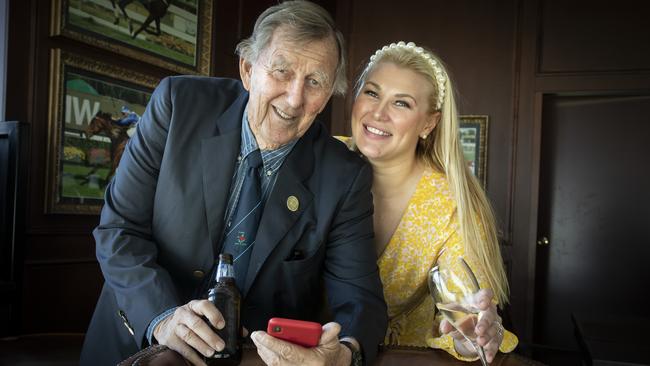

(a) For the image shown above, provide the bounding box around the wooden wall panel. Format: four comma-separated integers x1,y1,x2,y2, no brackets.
20,262,102,333
539,0,650,74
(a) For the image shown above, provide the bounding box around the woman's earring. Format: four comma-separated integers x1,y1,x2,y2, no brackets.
420,134,428,139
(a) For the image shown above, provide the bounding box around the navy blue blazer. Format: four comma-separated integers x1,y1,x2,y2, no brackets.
80,76,388,365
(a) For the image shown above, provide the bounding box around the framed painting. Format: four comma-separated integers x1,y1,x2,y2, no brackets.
51,0,212,75
459,115,488,186
46,49,159,214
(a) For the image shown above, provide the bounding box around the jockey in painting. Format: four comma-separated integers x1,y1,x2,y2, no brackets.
115,105,140,137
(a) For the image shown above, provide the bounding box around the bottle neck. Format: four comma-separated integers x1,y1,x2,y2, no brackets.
216,261,235,282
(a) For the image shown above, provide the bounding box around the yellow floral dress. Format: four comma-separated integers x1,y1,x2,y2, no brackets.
377,168,518,360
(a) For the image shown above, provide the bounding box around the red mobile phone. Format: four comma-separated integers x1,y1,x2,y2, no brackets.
267,318,322,348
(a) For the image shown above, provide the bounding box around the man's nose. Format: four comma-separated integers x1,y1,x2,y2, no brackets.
285,79,305,109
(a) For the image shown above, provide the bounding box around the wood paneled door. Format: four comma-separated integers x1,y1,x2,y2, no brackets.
534,94,650,350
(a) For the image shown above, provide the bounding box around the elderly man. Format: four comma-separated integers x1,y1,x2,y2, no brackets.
80,1,387,365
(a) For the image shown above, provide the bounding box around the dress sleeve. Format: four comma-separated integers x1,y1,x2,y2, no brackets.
424,224,518,360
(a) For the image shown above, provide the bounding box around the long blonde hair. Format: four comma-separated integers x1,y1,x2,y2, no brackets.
354,43,510,305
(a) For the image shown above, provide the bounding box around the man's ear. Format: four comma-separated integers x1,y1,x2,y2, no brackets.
239,58,252,91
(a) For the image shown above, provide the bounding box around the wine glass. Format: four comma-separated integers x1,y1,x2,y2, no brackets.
428,257,488,365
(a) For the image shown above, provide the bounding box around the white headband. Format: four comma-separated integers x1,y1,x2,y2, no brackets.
366,41,447,110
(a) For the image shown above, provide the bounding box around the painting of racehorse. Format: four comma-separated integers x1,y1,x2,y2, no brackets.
51,0,212,75
60,73,149,206
47,50,157,214
84,111,135,179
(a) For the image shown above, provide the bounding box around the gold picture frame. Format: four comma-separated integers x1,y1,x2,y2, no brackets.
46,49,159,214
51,0,212,75
459,115,488,186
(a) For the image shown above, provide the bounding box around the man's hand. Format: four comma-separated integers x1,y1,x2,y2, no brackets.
439,288,504,362
153,299,225,366
251,322,351,366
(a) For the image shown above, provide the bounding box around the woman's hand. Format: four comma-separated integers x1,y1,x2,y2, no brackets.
439,288,504,362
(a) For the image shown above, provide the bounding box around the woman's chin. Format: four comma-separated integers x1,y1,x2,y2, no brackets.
357,145,384,162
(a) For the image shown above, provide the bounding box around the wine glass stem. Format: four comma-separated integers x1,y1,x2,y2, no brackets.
471,340,488,366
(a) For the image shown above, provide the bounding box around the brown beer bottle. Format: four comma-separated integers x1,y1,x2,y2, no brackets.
206,253,241,365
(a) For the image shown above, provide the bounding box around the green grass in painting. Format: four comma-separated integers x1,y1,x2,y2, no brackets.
61,163,111,199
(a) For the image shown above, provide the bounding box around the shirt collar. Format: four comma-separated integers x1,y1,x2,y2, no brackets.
240,104,259,159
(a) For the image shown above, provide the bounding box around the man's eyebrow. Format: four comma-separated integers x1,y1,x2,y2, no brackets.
268,55,290,69
312,70,331,87
267,53,333,88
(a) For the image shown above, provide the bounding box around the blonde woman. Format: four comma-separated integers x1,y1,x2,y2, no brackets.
342,42,518,361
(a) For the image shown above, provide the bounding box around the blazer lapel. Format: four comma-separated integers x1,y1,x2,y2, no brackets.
243,123,318,296
201,92,248,253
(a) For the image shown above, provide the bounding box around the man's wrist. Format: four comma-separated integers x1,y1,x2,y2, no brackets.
340,340,363,366
337,342,352,366
146,307,177,345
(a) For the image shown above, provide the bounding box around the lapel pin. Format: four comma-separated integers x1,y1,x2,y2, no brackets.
287,196,299,212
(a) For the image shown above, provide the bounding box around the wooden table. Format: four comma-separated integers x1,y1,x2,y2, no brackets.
374,346,544,365
120,344,546,366
0,334,544,365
